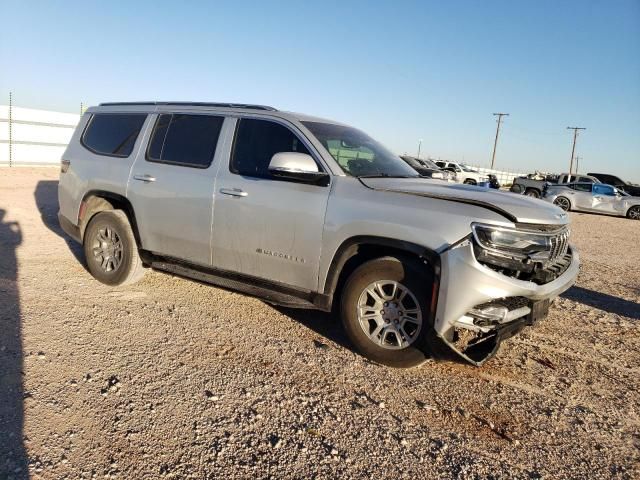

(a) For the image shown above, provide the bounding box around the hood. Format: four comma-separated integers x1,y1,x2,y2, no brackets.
360,178,570,226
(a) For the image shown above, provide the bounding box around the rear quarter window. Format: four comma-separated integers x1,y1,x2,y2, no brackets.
81,113,147,157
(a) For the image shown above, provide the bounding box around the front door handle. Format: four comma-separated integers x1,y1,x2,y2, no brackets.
220,188,248,197
133,174,156,183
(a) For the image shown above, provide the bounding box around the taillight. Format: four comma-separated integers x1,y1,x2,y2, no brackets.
61,159,71,173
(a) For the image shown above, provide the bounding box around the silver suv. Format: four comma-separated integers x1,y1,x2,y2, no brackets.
58,102,579,367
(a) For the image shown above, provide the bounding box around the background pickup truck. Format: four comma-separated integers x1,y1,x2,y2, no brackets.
587,172,640,197
510,173,600,198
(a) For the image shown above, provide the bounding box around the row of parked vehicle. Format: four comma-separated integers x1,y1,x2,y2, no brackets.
510,172,640,220
400,156,501,188
397,157,639,221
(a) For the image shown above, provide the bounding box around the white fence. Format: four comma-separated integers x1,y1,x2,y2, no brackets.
0,105,80,166
467,165,527,187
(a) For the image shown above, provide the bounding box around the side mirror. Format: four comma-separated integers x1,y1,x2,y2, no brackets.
268,152,329,185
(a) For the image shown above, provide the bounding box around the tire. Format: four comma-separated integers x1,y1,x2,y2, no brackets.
340,256,434,368
553,196,571,211
627,205,640,220
510,184,524,194
463,179,476,185
83,210,145,286
524,189,540,198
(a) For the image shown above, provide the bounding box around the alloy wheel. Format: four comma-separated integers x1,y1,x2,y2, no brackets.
92,226,123,272
554,197,570,211
357,280,423,350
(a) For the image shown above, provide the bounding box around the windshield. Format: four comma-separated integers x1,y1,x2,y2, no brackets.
302,121,419,178
421,158,440,169
460,164,477,172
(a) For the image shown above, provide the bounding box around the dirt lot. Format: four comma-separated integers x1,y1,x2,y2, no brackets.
1,167,638,479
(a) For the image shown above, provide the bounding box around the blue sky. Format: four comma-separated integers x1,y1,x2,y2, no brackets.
1,0,639,181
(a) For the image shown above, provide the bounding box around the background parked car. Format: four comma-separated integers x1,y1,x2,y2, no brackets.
434,161,490,185
543,182,640,219
511,173,600,198
587,172,640,196
399,155,447,180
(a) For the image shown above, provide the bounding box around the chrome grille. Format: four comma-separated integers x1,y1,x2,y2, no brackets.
548,228,570,263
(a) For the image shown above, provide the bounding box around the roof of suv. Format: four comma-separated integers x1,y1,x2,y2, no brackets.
91,101,343,126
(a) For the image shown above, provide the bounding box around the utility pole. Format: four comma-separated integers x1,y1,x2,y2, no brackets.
417,139,422,159
490,113,509,169
575,155,581,175
567,127,585,175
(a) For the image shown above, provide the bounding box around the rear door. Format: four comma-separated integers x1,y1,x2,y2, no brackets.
211,117,330,291
127,112,229,266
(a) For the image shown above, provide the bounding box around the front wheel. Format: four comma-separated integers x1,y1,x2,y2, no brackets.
463,179,476,185
341,257,433,368
627,205,640,220
83,210,145,286
553,196,571,211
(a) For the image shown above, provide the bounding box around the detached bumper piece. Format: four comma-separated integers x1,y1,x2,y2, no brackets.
442,297,549,366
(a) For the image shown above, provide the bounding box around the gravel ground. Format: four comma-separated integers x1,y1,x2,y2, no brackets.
1,167,638,479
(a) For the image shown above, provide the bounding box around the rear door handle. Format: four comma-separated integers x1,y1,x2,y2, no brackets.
133,174,156,183
219,188,248,197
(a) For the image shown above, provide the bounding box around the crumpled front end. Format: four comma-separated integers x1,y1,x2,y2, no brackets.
433,233,580,366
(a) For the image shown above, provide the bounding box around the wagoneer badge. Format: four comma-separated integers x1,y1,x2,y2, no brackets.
256,248,306,263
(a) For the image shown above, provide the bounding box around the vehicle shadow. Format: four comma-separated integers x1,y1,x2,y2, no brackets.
271,306,355,353
272,305,463,365
562,286,640,321
34,180,84,264
0,209,28,479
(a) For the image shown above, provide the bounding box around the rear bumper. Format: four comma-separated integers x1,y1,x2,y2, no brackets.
58,211,81,243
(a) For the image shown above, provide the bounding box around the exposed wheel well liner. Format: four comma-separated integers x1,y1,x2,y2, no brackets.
322,236,441,311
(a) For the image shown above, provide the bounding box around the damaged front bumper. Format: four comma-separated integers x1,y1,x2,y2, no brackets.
434,239,580,365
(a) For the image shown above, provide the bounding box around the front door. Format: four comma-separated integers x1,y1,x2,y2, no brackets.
211,117,330,291
591,184,623,215
128,112,228,266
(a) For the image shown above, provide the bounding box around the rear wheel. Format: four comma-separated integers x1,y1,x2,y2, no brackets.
341,256,433,368
524,189,540,198
627,205,640,220
553,196,571,211
463,179,476,185
83,210,145,286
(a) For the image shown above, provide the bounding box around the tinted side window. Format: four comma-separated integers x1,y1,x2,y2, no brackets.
147,114,224,168
231,119,311,178
593,184,615,196
82,114,147,157
571,183,592,192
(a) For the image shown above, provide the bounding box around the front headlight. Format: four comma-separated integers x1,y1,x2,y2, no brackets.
472,224,549,257
431,172,444,179
471,223,565,272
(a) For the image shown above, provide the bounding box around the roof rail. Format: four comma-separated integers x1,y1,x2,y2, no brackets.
98,101,278,111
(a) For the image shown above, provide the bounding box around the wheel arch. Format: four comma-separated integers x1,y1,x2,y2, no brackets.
554,195,572,211
321,236,441,311
79,190,141,246
627,204,640,219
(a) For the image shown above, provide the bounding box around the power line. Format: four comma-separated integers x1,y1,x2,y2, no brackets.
490,113,509,169
567,127,586,174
